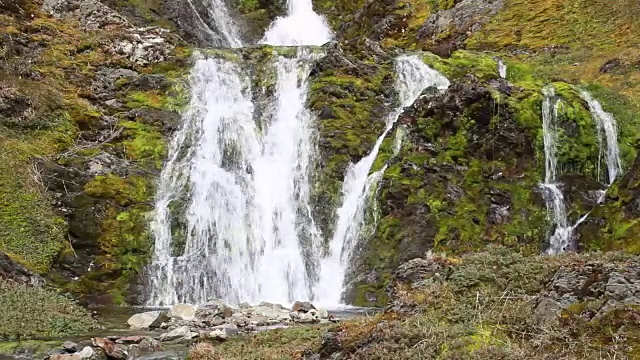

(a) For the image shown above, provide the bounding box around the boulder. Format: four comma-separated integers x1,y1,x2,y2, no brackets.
92,338,127,360
207,329,228,341
49,354,82,360
169,304,197,321
62,341,78,352
292,301,316,313
159,326,192,342
127,310,170,330
78,347,95,360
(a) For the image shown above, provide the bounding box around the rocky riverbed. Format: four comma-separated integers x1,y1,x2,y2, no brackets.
2,300,345,360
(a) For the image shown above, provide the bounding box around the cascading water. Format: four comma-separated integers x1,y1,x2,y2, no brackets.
580,90,623,186
497,59,507,79
540,85,574,254
261,0,332,46
147,0,332,306
542,87,623,254
314,56,450,305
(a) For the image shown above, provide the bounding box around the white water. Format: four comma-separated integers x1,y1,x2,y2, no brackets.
540,85,574,254
261,0,332,46
542,87,623,254
148,0,332,306
497,59,507,79
314,56,450,305
580,90,623,186
184,0,243,48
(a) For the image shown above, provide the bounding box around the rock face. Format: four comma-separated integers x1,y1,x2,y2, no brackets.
418,0,505,56
535,259,640,322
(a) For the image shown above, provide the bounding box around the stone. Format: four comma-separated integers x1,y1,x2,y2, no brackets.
159,326,191,342
127,310,170,330
92,338,127,360
534,298,564,326
0,251,44,286
169,304,197,321
62,341,78,352
292,301,316,313
317,308,329,318
115,336,145,344
78,347,94,359
207,329,228,341
135,351,186,360
49,354,82,360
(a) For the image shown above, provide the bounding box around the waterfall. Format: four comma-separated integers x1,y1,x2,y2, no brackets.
497,59,507,79
580,90,623,186
147,0,331,306
261,0,332,46
314,56,450,305
542,87,623,254
540,85,573,254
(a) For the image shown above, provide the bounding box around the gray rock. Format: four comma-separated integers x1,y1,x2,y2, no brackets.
135,351,186,360
317,308,329,318
62,341,78,352
127,311,170,330
207,329,228,341
159,326,191,342
291,301,316,313
534,298,564,326
169,304,197,321
418,0,505,41
77,347,94,360
49,354,82,360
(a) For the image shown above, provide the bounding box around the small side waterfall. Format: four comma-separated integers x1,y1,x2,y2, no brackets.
542,86,623,254
497,59,507,79
540,85,574,254
580,90,623,186
314,56,450,305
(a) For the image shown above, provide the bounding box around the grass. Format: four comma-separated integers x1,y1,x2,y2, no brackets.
190,325,333,360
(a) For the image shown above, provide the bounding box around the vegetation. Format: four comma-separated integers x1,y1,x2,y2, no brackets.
190,326,332,360
0,281,97,339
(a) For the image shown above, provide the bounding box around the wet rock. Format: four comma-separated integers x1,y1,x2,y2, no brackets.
92,338,127,360
128,310,170,330
169,304,197,321
292,301,316,313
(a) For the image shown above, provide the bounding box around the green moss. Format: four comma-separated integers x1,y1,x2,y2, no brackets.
120,120,167,168
423,50,502,81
